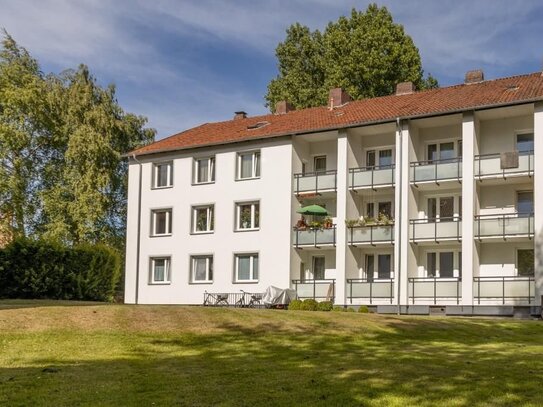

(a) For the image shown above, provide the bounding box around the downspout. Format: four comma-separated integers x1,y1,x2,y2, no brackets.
132,154,143,305
396,118,403,315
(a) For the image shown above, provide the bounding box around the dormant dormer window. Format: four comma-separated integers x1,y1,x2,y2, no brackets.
237,151,260,180
153,162,173,188
194,157,215,184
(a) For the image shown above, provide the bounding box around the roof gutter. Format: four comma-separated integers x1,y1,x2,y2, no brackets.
128,97,543,158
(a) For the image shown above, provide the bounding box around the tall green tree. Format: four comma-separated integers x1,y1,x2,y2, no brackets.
266,4,438,111
0,33,155,248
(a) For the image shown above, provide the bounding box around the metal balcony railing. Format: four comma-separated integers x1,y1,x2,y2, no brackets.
473,276,535,305
408,277,461,305
349,164,395,190
294,170,337,195
474,150,534,180
475,213,534,240
292,279,335,302
348,224,394,246
410,157,462,185
410,217,462,243
293,226,336,248
347,279,394,304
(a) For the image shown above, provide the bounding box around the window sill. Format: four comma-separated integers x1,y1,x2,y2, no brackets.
235,228,260,233
234,280,259,284
151,185,173,190
190,281,213,285
235,177,260,182
149,282,171,285
150,234,173,238
192,181,215,186
191,231,214,235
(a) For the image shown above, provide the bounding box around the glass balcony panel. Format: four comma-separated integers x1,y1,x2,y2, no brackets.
411,160,461,182
435,280,460,297
474,277,535,302
293,227,336,246
412,165,436,182
371,281,393,297
350,225,394,244
317,173,336,190
294,280,335,300
297,176,316,192
435,220,461,239
475,152,533,177
475,215,533,237
436,161,461,180
316,228,336,245
409,280,434,297
351,283,371,297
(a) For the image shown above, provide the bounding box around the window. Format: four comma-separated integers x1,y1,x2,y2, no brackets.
366,150,376,168
367,149,393,167
191,256,213,283
379,149,393,166
150,257,171,284
236,202,259,230
194,157,215,184
378,201,392,218
517,133,534,153
312,256,325,280
237,151,260,179
314,156,327,173
517,191,534,214
517,249,534,276
235,253,259,282
192,205,214,233
378,254,391,279
153,162,173,188
427,196,458,221
365,254,375,280
366,201,392,219
151,209,172,236
427,252,456,277
427,141,459,161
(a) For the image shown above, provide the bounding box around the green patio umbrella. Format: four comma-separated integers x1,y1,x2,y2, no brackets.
296,204,328,216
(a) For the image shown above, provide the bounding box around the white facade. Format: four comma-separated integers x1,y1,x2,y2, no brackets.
125,102,543,314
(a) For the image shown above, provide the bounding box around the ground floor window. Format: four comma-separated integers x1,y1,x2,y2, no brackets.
150,257,171,284
365,254,392,280
191,256,213,283
517,249,534,276
426,251,461,278
312,256,325,280
235,253,259,282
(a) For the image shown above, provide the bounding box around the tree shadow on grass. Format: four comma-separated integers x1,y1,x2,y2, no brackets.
2,318,543,406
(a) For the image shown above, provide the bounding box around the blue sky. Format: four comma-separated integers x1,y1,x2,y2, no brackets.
2,0,542,139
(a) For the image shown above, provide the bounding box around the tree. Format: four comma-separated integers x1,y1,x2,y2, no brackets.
0,32,155,248
265,4,438,111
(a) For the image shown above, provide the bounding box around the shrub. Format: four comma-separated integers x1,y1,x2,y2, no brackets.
332,306,344,312
345,307,355,312
300,299,318,311
358,305,370,313
0,238,121,302
288,299,303,310
317,301,333,311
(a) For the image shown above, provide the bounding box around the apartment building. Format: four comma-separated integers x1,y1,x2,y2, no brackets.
125,70,543,316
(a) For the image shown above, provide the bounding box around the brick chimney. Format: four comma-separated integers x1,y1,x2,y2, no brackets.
396,81,415,96
329,88,352,109
465,69,484,84
275,100,294,114
234,111,247,120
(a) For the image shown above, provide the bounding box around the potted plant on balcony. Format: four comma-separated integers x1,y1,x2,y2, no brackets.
345,219,359,228
309,220,322,230
377,212,393,226
323,216,333,229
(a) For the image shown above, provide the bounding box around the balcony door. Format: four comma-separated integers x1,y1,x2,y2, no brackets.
365,254,391,280
367,148,393,168
517,191,534,214
314,156,327,174
312,256,325,280
366,201,393,219
427,196,457,222
516,133,534,153
427,252,454,278
427,141,458,162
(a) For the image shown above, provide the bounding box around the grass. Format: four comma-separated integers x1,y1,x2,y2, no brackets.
0,301,542,406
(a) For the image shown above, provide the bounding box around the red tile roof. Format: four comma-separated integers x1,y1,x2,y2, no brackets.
132,72,543,156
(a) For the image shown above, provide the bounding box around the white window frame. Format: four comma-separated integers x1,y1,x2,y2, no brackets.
151,208,172,236
237,151,261,180
425,194,461,221
190,255,213,283
235,201,260,231
193,156,215,184
234,253,259,283
425,250,461,278
425,138,462,161
365,199,394,219
191,205,214,234
149,257,171,284
514,129,534,153
365,145,395,168
364,252,394,280
152,162,173,189
313,155,327,173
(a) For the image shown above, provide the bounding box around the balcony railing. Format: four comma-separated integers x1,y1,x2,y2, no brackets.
293,226,336,248
348,224,394,246
475,150,534,179
475,213,534,240
408,277,461,305
473,276,535,305
410,157,462,184
410,217,462,242
294,170,337,195
292,279,335,302
347,279,394,304
349,164,395,190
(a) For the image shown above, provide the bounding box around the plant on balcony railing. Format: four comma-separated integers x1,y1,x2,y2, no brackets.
345,213,394,228
293,217,335,231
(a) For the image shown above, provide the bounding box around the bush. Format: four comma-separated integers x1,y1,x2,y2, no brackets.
0,238,121,302
345,307,355,312
300,299,318,311
317,301,333,311
332,306,344,312
358,305,370,313
288,299,303,310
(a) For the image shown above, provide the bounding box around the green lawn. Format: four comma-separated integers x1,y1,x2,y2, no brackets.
1,301,542,406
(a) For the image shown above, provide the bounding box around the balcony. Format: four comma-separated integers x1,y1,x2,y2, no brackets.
293,226,336,248
475,150,534,180
347,279,394,304
410,218,462,243
349,165,394,190
348,224,394,246
410,157,462,185
294,170,337,195
473,276,535,305
292,279,335,302
475,213,534,241
408,277,461,305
